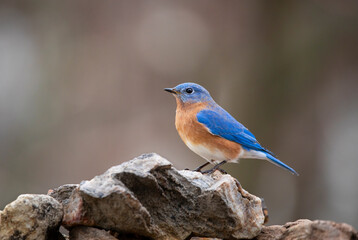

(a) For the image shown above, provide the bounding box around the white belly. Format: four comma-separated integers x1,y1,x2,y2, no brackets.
185,141,232,164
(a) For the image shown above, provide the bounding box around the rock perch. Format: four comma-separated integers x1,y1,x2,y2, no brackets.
50,153,265,239
2,153,357,240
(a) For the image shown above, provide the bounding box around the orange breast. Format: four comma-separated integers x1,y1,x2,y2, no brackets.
175,100,242,162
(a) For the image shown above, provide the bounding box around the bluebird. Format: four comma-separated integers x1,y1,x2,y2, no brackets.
165,82,298,175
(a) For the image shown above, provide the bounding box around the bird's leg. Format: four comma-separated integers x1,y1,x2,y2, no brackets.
193,162,210,172
202,160,227,174
217,168,228,174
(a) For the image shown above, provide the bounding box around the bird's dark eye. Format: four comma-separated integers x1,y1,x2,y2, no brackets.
185,88,193,94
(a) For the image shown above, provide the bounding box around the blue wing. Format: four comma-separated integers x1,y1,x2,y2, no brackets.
197,108,299,176
196,108,273,155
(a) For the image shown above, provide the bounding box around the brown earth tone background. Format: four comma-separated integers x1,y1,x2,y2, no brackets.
0,0,358,229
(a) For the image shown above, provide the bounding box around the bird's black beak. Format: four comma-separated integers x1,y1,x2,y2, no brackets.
164,88,178,94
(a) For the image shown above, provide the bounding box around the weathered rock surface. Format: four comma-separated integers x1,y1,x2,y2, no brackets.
0,194,63,240
2,153,357,240
255,219,358,240
50,153,265,240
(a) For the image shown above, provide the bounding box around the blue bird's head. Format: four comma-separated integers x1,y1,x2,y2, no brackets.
164,83,213,104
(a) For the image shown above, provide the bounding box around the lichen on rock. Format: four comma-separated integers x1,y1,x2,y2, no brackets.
0,194,63,240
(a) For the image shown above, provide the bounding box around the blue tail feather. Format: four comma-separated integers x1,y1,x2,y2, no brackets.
265,153,299,176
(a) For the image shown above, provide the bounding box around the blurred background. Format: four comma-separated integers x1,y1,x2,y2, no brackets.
1,0,358,228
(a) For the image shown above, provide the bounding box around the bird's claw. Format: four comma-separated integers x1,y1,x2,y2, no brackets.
184,167,203,173
202,168,227,175
201,169,214,174
218,168,227,174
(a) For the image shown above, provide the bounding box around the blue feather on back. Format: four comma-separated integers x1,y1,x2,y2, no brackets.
196,107,301,175
196,107,274,155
